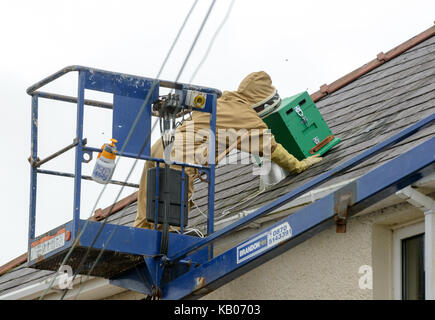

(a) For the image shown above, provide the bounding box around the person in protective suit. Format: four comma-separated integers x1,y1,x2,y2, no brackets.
133,71,322,229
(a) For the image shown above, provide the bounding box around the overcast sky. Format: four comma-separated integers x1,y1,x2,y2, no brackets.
0,0,434,266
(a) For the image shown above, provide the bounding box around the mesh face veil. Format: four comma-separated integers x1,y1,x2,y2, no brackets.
251,90,282,119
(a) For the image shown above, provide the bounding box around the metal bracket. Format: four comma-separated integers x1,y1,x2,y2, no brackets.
82,149,93,163
151,285,162,300
333,181,357,233
198,169,208,183
160,256,195,268
27,156,41,167
334,194,351,233
294,105,309,126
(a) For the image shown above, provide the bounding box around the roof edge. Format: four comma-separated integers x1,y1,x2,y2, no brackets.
90,191,138,222
310,24,435,102
0,253,27,277
0,190,140,277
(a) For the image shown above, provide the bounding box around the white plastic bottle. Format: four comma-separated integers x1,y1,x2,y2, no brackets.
92,138,118,184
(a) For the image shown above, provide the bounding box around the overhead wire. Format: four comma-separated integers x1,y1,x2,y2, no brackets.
175,0,235,129
189,0,235,84
166,0,238,243
39,0,200,300
44,0,234,299
161,0,221,139
65,0,221,300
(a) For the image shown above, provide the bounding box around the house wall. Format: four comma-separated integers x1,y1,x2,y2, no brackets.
202,202,424,300
372,224,393,299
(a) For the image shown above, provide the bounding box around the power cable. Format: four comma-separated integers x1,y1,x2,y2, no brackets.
189,0,235,83
39,0,200,300
55,0,232,299
63,0,219,300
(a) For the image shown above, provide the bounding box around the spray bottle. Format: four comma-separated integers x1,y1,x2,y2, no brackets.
92,138,118,184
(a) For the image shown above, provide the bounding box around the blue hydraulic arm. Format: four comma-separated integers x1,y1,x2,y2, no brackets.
162,135,435,299
168,112,435,263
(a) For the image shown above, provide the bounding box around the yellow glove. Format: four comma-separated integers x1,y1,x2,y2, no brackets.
302,154,323,170
271,143,323,174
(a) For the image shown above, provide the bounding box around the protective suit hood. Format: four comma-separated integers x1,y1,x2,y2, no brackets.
237,71,276,107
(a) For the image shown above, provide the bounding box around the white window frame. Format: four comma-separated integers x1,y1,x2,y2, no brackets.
392,221,425,300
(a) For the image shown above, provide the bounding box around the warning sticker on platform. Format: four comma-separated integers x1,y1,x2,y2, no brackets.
236,222,292,264
30,228,67,261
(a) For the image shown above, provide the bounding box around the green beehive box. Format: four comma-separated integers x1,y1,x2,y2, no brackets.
262,91,340,160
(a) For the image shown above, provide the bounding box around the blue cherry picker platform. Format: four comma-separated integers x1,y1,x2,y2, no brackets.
26,66,435,299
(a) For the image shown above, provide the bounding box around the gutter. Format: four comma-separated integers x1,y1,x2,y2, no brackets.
0,273,80,300
0,278,55,300
0,273,124,300
44,277,125,300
